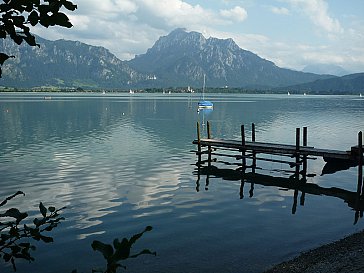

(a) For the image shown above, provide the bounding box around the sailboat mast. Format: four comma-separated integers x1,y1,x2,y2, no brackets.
202,74,206,100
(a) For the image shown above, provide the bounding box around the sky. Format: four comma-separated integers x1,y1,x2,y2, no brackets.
34,0,364,73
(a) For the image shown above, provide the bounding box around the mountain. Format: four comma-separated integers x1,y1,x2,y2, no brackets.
302,64,349,77
127,28,333,88
0,29,350,90
0,36,145,88
278,73,364,94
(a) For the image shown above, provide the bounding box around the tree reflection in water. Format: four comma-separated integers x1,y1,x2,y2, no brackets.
0,192,156,273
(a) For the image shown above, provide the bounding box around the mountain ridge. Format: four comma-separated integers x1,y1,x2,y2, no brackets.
1,28,361,93
277,72,364,94
128,28,332,88
0,36,145,88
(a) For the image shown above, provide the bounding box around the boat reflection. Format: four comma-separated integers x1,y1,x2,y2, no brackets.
197,107,213,127
194,164,364,224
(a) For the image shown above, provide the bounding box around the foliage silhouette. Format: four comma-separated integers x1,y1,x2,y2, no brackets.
87,226,156,273
1,192,156,273
0,0,77,77
0,191,66,271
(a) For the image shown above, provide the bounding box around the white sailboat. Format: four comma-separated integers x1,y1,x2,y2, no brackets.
198,74,213,109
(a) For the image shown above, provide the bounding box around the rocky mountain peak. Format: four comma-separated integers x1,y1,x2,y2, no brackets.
148,28,206,53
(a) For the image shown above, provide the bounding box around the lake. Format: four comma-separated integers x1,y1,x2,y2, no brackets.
0,92,363,273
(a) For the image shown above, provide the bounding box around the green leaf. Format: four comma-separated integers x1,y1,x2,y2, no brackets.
63,1,77,11
28,10,39,26
9,226,19,237
11,34,23,45
0,208,28,224
51,12,72,28
39,202,47,217
44,225,54,231
33,217,46,227
48,206,56,213
3,253,11,262
129,249,157,259
10,245,21,254
40,235,54,243
10,257,16,271
38,4,50,15
112,238,131,261
91,240,114,261
0,29,7,39
23,34,38,47
129,226,152,246
1,233,11,242
12,15,25,27
39,14,52,27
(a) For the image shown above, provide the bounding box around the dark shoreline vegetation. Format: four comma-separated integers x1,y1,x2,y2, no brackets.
264,229,364,273
0,87,363,95
0,192,156,273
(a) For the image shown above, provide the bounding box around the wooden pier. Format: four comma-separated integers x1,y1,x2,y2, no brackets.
192,122,364,222
193,122,363,173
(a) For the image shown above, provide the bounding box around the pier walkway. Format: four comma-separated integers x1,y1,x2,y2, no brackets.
192,122,364,221
193,138,354,161
192,122,363,167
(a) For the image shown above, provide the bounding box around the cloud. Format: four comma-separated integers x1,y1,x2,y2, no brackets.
138,0,208,27
270,6,290,15
287,0,343,33
220,6,248,22
33,0,247,60
29,0,363,72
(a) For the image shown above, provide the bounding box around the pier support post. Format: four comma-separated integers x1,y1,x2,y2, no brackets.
303,127,307,147
197,122,201,163
207,121,212,166
302,127,308,180
252,123,256,142
295,128,301,179
296,128,300,151
240,124,246,199
298,127,307,206
355,131,363,223
249,123,256,197
207,121,211,139
292,189,298,214
252,123,256,171
241,124,246,169
357,131,363,195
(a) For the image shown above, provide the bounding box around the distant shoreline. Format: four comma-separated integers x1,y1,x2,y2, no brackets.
0,88,362,96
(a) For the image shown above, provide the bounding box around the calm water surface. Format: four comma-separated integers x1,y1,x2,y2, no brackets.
0,93,364,273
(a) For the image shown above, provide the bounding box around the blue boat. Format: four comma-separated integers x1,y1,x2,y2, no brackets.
198,100,213,108
198,74,213,109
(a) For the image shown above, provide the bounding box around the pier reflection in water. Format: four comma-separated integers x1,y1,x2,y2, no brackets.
195,165,364,223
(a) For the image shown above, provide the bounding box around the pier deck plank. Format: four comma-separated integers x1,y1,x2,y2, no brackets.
193,138,353,161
